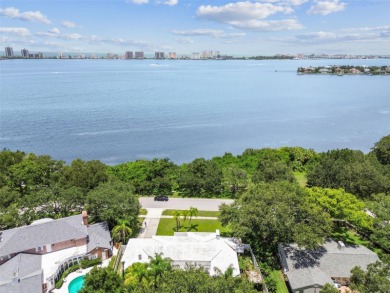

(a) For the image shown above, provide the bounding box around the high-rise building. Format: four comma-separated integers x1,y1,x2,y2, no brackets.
192,52,200,60
5,47,14,58
155,52,165,59
21,48,29,58
168,52,177,59
125,51,133,59
135,51,144,59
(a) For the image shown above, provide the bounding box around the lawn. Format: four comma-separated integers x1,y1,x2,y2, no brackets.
162,209,220,217
293,171,307,187
269,270,289,293
156,218,230,236
331,226,382,254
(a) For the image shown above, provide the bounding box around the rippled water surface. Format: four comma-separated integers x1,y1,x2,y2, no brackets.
1,59,389,164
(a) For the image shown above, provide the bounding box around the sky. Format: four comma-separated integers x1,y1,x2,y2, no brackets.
1,0,389,56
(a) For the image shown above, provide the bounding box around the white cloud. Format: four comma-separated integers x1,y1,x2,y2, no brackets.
177,37,194,44
307,0,346,15
172,29,246,39
128,0,149,4
49,27,60,34
0,27,30,37
0,7,51,24
196,2,302,32
229,19,304,31
161,0,178,6
197,2,291,22
62,21,78,28
172,29,224,37
284,0,309,6
277,26,390,44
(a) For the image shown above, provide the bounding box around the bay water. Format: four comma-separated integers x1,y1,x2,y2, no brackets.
1,59,389,165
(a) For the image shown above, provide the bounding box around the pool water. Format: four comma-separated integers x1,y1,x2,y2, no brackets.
68,276,85,293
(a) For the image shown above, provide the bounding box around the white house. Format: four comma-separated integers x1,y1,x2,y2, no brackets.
122,231,240,276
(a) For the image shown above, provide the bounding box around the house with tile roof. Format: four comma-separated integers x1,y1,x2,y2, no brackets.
122,231,240,277
0,211,112,292
278,240,379,293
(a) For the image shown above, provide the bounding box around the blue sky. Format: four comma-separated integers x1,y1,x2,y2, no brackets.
1,0,389,56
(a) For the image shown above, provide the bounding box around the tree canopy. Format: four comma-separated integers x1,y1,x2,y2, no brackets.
219,182,332,258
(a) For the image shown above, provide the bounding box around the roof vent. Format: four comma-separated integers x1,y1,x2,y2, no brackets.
337,241,345,251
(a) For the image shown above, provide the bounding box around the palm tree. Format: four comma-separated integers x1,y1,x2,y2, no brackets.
188,207,198,226
112,220,132,244
148,253,172,289
173,210,181,232
182,210,189,224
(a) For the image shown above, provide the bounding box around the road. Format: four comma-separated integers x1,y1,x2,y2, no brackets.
139,197,234,211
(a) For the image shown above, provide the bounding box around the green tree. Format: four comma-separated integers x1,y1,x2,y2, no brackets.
222,165,249,197
306,187,373,231
124,262,149,288
252,158,295,184
173,210,182,232
86,181,139,230
219,182,332,258
188,206,198,226
350,256,390,293
177,158,223,197
61,159,108,194
307,149,389,198
372,135,390,165
148,253,172,289
112,220,133,244
79,267,124,293
320,283,340,293
108,158,177,195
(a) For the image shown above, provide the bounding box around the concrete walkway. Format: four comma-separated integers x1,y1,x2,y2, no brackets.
138,208,164,238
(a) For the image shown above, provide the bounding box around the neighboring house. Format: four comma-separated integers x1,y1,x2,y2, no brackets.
278,240,379,293
0,211,112,292
122,230,240,276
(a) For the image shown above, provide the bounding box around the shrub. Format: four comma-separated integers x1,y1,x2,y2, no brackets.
80,258,102,269
55,264,80,289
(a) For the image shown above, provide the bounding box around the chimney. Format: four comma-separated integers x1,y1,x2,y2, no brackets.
82,211,88,226
337,241,345,251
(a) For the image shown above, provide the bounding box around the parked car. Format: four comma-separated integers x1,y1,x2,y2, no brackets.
154,195,168,201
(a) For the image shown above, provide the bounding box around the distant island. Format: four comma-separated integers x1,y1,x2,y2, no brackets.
297,65,390,75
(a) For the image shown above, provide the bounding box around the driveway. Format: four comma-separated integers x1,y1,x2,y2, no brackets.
139,197,234,211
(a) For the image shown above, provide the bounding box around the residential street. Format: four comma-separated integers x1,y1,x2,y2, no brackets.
139,197,234,211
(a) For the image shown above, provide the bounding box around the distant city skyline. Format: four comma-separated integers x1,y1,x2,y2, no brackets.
1,0,389,55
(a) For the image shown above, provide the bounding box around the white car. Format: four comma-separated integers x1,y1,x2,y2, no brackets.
333,282,342,289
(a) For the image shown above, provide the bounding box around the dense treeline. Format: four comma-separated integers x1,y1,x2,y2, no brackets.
1,136,390,250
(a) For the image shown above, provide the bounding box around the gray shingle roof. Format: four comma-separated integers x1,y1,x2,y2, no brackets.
280,240,379,290
0,214,88,256
87,222,112,252
0,253,43,293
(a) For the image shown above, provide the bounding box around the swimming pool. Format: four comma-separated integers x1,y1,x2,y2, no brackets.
68,275,85,293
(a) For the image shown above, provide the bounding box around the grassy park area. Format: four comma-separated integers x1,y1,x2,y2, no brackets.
156,218,230,236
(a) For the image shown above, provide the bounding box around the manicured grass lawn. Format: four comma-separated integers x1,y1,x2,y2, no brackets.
293,171,307,187
139,208,148,215
162,209,220,217
270,270,289,293
156,218,230,236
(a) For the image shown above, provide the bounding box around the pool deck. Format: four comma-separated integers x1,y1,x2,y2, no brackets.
52,258,111,293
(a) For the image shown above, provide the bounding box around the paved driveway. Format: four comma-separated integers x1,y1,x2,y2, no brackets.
139,197,234,211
